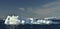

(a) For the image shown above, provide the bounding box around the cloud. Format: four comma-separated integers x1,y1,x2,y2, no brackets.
11,0,60,18
33,1,60,18
18,8,25,11
18,7,33,12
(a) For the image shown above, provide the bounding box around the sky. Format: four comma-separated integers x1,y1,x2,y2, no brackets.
0,0,60,18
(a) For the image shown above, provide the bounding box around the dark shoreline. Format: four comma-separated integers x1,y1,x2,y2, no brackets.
1,24,60,29
0,20,60,29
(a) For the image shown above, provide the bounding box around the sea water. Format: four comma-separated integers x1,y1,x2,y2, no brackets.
0,20,60,29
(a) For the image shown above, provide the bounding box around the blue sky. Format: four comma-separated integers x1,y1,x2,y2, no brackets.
0,0,55,7
0,0,60,18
